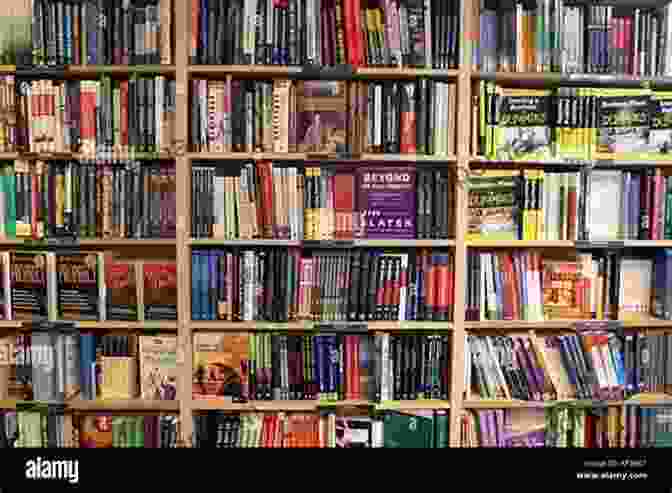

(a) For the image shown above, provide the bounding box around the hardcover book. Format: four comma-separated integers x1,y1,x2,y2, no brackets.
138,336,177,400
10,251,49,321
55,252,101,321
105,256,139,321
192,333,249,401
294,81,349,154
143,261,177,320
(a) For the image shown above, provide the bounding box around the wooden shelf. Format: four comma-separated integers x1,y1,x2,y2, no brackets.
189,152,307,161
67,399,180,412
187,65,459,79
465,320,576,331
191,321,312,331
188,152,456,162
190,321,453,331
0,400,16,409
190,239,454,247
188,65,296,77
463,400,548,409
374,400,451,410
75,321,178,332
190,239,302,247
467,240,574,248
191,399,449,411
66,65,176,75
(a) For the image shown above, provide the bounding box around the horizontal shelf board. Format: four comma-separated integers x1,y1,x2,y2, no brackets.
13,152,174,160
190,321,453,331
0,152,18,159
467,319,672,330
191,399,448,411
187,65,459,79
360,153,457,162
75,321,178,331
191,399,371,411
367,321,454,330
467,240,574,248
192,321,312,331
67,399,179,412
66,65,176,75
190,239,454,247
464,399,625,409
0,65,15,72
188,65,296,76
77,239,176,246
356,68,459,79
189,152,306,161
188,152,456,162
374,400,451,410
465,320,576,330
356,239,455,247
190,239,302,246
463,400,547,409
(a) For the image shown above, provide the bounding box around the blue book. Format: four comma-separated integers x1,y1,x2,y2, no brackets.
191,252,200,320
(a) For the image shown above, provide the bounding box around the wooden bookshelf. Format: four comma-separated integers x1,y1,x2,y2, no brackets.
6,0,672,450
67,399,180,412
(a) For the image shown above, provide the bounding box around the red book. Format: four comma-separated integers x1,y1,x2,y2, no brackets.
120,81,128,150
334,173,354,239
424,252,434,320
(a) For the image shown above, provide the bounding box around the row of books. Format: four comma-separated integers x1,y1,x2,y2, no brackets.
192,162,453,240
465,250,623,323
467,168,672,243
193,333,450,402
466,249,672,324
0,251,177,322
475,84,672,162
466,330,672,403
12,77,177,157
0,410,180,448
3,334,177,403
78,414,180,448
191,0,460,69
191,248,455,322
461,405,672,448
460,409,545,447
0,160,176,240
193,409,450,448
474,2,672,76
32,0,173,66
467,171,580,242
547,404,672,448
190,79,456,156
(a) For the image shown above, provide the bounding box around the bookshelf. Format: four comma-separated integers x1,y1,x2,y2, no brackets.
3,0,672,449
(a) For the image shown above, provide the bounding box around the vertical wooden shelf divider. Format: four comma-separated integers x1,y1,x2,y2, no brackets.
448,0,473,447
175,0,192,446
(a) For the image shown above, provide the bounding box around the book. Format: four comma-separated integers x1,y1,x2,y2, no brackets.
138,335,177,400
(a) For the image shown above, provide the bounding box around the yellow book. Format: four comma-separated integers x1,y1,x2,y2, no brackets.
493,88,553,161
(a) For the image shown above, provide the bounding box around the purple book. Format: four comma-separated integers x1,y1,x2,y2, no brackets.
294,81,348,154
356,166,416,239
503,429,546,448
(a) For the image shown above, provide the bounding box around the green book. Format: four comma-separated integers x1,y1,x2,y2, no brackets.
383,411,434,449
